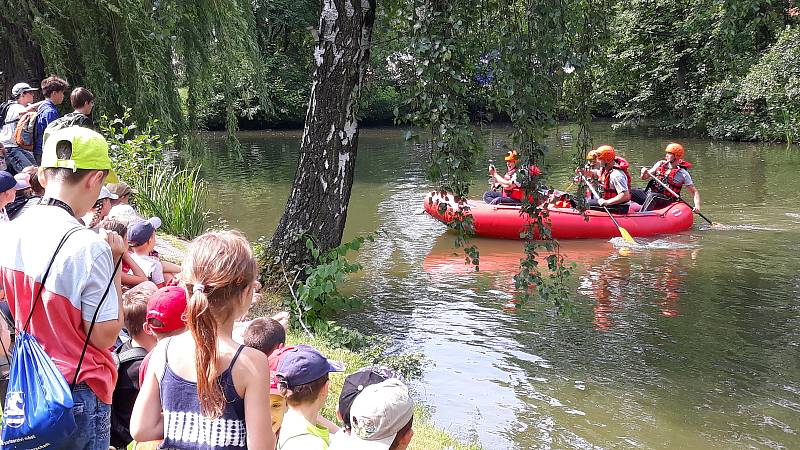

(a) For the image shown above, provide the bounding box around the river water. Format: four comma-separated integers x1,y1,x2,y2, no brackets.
195,124,800,449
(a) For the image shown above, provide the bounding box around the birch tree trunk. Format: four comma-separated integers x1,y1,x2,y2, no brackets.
270,0,376,269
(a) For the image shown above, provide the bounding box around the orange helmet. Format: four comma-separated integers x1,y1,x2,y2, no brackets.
504,150,519,162
594,145,616,162
665,143,684,159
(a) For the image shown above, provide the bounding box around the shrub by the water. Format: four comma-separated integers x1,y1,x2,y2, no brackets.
134,166,210,240
99,109,210,239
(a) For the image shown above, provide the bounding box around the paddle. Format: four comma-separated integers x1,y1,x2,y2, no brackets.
579,174,637,244
641,167,714,225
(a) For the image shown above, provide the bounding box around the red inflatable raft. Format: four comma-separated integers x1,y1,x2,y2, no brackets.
423,192,694,240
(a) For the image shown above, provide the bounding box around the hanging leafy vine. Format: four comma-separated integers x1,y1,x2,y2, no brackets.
395,0,609,309
2,0,266,142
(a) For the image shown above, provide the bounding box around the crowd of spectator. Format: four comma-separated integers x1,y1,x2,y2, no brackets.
0,78,416,450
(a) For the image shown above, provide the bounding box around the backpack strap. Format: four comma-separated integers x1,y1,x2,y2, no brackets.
23,226,84,332
113,344,149,367
72,255,123,388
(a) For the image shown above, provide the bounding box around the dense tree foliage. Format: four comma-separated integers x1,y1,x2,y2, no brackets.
4,0,796,142
597,0,799,140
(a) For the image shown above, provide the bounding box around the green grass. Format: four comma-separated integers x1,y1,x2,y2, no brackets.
286,330,481,450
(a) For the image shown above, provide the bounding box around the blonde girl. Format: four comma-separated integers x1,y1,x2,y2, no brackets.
131,230,274,449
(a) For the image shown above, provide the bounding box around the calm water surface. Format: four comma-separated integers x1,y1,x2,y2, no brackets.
195,125,800,449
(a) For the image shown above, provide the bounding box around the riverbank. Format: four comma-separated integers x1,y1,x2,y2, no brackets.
158,233,480,449
286,329,481,450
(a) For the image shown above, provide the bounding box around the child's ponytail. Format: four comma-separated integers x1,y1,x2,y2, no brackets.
186,283,224,418
181,231,258,419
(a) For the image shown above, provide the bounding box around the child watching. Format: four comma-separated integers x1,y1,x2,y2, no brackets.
130,231,274,449
136,285,188,387
269,375,288,438
98,218,149,290
242,317,286,356
333,367,398,440
127,217,171,286
329,378,415,450
111,282,158,449
276,345,344,449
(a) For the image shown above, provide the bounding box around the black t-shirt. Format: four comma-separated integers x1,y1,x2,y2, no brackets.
110,340,148,448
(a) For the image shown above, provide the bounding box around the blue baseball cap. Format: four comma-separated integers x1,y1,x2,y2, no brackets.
276,345,345,387
0,171,26,193
128,217,162,246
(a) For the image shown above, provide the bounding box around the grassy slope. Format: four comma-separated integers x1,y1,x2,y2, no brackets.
287,330,481,450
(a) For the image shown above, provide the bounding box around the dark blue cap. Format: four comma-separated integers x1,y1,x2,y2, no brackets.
338,366,400,430
128,217,162,246
0,171,25,193
276,345,345,387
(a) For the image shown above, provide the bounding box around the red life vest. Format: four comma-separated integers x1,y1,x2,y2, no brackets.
502,165,542,201
650,159,692,199
599,157,632,200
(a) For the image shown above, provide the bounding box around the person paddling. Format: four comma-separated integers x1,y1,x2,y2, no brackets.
483,150,522,205
632,143,701,212
575,145,631,214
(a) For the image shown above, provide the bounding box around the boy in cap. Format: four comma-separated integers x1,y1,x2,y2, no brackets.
107,181,138,218
277,345,345,450
128,217,171,287
334,367,399,439
0,170,28,222
0,126,125,450
136,285,188,388
330,378,415,450
0,83,39,173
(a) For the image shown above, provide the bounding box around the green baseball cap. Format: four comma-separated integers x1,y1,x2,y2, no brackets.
41,126,118,183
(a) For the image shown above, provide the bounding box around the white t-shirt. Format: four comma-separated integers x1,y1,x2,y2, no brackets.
608,170,630,205
129,252,165,285
1,103,25,148
0,204,120,403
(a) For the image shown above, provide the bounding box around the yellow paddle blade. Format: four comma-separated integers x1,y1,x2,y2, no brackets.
618,226,636,244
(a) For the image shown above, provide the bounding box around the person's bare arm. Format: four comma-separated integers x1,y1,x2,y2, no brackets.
85,230,125,349
239,348,275,450
640,161,662,180
131,344,166,441
160,261,181,274
599,190,631,206
685,184,701,211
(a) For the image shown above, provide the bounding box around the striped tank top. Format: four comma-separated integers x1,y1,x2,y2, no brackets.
159,342,247,449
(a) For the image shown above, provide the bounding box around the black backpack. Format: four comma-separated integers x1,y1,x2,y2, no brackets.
110,340,149,448
0,100,16,126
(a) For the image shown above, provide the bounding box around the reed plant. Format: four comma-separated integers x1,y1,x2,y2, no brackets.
100,109,210,239
134,165,210,240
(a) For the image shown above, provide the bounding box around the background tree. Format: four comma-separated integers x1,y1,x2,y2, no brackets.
269,0,377,270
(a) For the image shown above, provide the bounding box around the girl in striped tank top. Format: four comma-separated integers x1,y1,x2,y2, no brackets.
131,231,274,449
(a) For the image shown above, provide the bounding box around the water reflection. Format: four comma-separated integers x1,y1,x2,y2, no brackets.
197,125,800,450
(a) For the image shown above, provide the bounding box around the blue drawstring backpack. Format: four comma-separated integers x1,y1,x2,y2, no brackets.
1,331,76,447
1,226,120,449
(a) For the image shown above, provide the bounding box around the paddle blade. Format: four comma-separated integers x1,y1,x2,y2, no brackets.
618,226,636,244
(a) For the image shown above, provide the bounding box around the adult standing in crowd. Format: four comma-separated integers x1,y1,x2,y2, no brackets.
1,83,39,173
0,126,125,450
34,75,69,164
